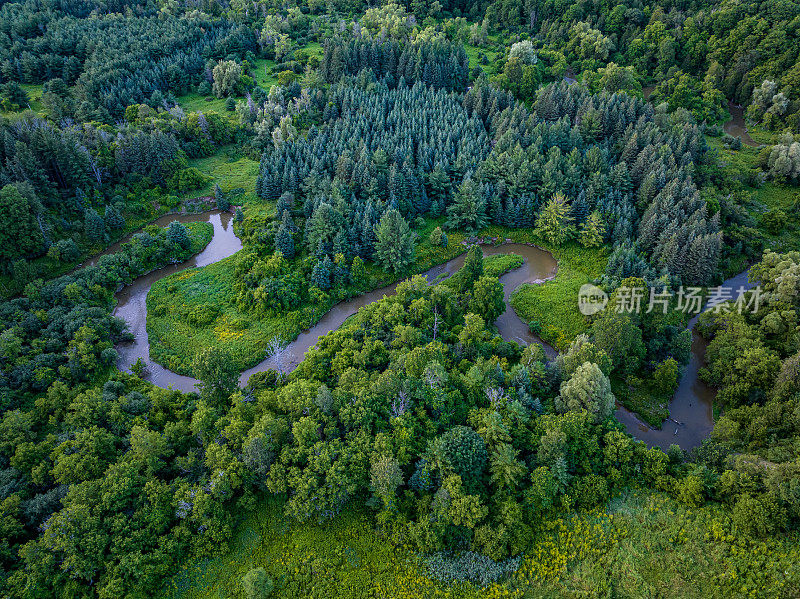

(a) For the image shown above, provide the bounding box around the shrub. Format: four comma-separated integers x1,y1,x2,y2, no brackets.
424,551,522,587
653,358,679,394
242,567,274,598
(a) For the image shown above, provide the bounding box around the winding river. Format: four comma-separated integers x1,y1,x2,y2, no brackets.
238,243,558,384
111,214,745,449
113,211,242,391
615,270,753,449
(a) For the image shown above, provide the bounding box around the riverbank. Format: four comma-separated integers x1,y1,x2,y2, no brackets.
614,269,753,450
113,211,242,391
111,214,740,451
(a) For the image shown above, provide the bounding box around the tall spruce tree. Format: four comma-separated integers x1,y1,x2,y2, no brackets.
374,208,415,273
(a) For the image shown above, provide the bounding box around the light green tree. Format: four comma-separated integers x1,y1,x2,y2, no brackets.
212,60,243,98
242,567,274,598
556,361,615,422
374,208,415,272
579,211,605,247
535,192,575,245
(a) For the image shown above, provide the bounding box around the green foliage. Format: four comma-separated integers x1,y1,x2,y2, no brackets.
374,209,415,273
167,221,191,249
4,6,800,598
591,311,646,376
445,178,489,233
653,358,680,394
510,239,609,351
438,426,488,493
578,211,605,248
556,362,615,422
242,567,274,598
534,193,575,246
0,81,29,111
0,184,45,271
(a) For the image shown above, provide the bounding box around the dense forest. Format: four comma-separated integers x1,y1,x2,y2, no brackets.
0,0,799,597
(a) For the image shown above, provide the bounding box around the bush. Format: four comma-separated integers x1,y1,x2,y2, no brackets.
170,167,211,193
187,303,219,326
47,239,81,263
429,226,445,247
653,358,679,394
242,567,274,598
760,208,787,235
424,551,522,587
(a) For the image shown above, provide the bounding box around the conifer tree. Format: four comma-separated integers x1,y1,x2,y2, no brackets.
579,211,605,248
84,208,106,242
103,205,125,230
535,193,575,245
445,178,488,233
166,220,190,249
311,256,332,290
462,245,484,290
215,184,230,211
275,221,295,259
374,208,415,273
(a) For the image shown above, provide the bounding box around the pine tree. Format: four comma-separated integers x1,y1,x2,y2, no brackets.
275,221,295,259
332,229,350,256
215,184,231,211
166,220,190,249
535,193,575,245
104,205,125,230
84,208,106,242
462,245,484,290
579,211,605,248
311,256,332,290
374,208,415,273
445,178,488,233
276,192,294,216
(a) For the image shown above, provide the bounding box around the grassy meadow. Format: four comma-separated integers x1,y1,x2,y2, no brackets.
168,491,800,599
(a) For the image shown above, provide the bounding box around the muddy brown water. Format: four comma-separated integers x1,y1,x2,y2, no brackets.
113,211,242,391
111,216,748,450
239,244,559,383
723,102,759,147
614,270,753,450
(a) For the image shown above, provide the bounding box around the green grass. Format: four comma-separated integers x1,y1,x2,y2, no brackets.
146,217,609,376
147,251,287,374
442,253,523,290
168,491,800,599
497,232,608,351
167,496,486,599
707,135,800,255
176,41,322,116
146,217,470,375
0,84,45,118
611,377,670,427
183,149,261,204
176,93,230,116
465,43,500,76
253,58,279,90
183,221,215,252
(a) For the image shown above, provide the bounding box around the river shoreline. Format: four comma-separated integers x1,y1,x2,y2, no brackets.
109,216,745,450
